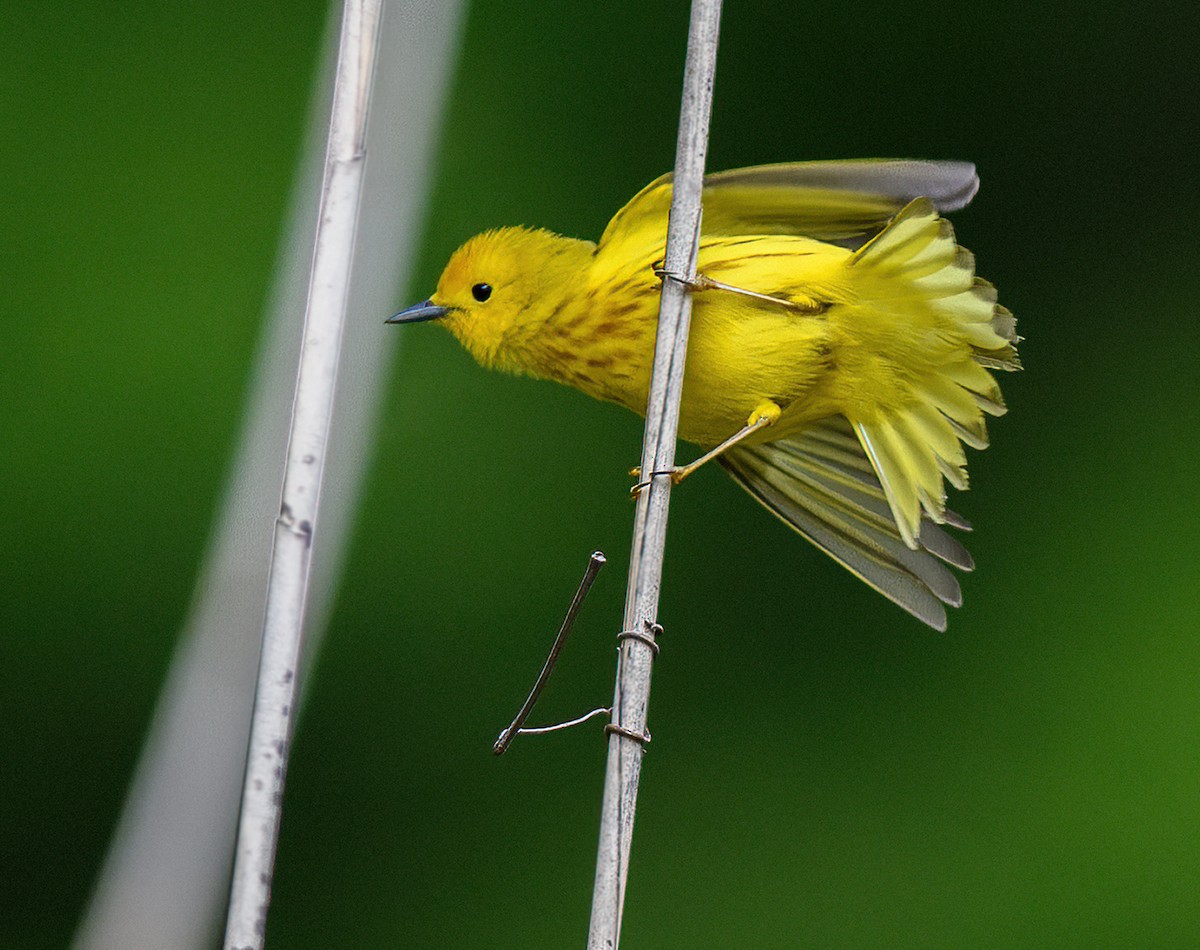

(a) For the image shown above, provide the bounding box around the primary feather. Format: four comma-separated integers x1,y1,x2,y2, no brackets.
400,160,1020,628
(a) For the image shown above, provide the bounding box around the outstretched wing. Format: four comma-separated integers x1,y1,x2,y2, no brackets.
721,416,975,631
594,159,979,273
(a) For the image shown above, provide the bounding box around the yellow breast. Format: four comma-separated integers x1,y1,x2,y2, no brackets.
554,235,850,447
534,230,956,450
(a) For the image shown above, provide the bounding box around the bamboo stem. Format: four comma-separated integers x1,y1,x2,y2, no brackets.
586,1,723,946
221,3,382,948
74,3,464,947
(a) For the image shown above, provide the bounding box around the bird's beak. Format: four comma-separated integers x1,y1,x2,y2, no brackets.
386,299,449,324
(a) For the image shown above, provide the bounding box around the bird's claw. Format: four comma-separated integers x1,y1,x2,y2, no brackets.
652,262,714,293
629,467,685,499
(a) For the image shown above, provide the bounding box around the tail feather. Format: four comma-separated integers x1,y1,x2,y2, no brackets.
844,197,1020,547
716,197,1017,627
906,403,969,489
722,418,974,630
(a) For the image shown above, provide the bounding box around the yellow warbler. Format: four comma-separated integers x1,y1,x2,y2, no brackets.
389,160,1020,629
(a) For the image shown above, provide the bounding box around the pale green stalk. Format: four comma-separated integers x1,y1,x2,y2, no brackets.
73,2,463,948
586,1,724,947
220,3,383,946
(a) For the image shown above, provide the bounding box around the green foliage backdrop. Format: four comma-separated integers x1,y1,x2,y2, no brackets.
2,0,1197,947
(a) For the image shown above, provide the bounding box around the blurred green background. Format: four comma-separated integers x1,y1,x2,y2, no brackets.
3,0,1198,947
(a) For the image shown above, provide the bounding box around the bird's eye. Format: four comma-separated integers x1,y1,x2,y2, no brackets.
472,283,493,302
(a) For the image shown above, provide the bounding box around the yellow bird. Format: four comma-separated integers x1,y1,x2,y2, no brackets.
389,160,1020,629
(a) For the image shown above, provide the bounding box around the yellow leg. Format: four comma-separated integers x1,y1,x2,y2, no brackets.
631,400,782,495
672,400,782,483
654,266,825,314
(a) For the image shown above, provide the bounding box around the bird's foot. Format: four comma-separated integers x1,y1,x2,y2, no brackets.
651,263,718,293
629,402,783,497
629,466,685,499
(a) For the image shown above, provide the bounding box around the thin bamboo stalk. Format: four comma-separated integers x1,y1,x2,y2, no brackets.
73,3,464,947
221,2,382,947
586,1,723,946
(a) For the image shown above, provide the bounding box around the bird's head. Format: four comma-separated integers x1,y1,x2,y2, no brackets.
388,226,595,371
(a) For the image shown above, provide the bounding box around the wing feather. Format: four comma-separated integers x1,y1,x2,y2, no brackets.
721,416,975,630
596,159,979,272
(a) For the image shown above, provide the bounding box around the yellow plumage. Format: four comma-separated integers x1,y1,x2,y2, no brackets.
390,160,1020,629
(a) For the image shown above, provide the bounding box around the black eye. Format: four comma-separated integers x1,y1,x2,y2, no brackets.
472,283,493,302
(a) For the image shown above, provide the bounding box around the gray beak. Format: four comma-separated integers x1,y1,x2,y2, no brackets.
386,299,449,324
